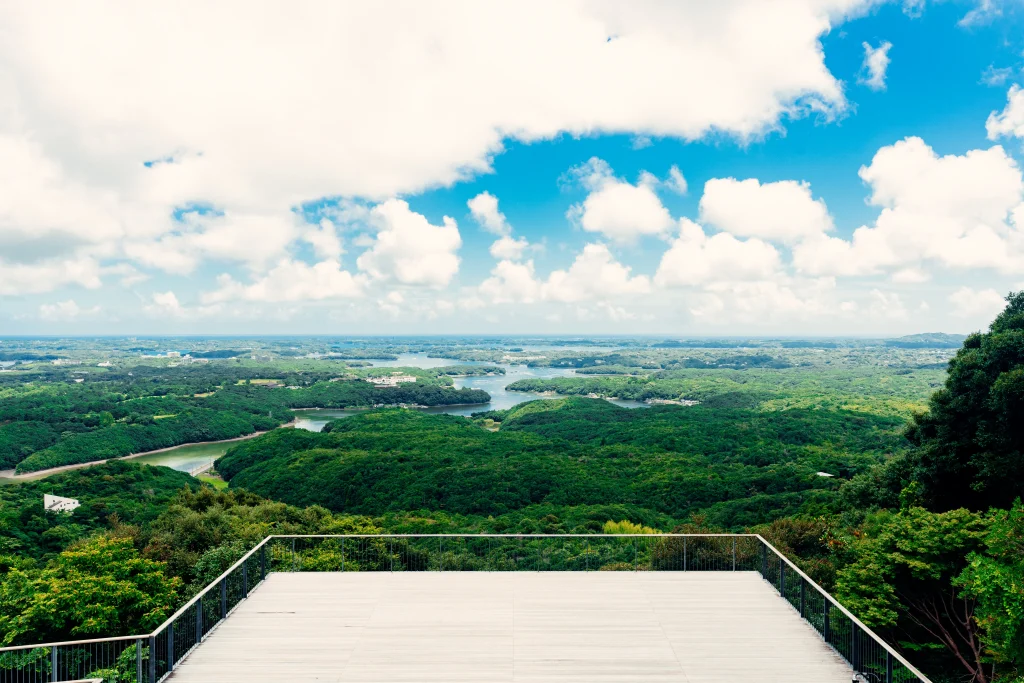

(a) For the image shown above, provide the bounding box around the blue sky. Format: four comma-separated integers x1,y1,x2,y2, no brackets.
2,0,1024,335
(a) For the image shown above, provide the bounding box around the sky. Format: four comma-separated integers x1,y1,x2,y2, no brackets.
3,0,1024,336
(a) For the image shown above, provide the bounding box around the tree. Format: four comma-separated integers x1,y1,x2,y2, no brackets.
956,501,1024,680
836,506,991,682
0,535,180,646
905,292,1024,511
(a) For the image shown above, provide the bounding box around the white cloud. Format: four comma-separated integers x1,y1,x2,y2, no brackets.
987,85,1024,140
981,65,1014,87
203,259,366,304
666,166,688,195
480,260,542,304
858,41,892,91
959,0,1001,27
566,159,673,241
793,137,1024,276
948,286,1006,319
689,277,836,323
39,299,101,321
0,257,103,295
655,219,780,287
867,289,907,319
490,235,531,261
356,199,461,287
467,192,510,236
145,291,186,318
0,0,860,293
542,244,650,303
302,220,344,260
699,177,833,243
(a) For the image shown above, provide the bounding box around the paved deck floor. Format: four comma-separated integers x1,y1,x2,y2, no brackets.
167,572,852,682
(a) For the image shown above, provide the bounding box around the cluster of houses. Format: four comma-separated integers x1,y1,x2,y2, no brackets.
364,373,418,387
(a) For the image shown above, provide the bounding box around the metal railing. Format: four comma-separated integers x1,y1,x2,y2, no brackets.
0,534,932,683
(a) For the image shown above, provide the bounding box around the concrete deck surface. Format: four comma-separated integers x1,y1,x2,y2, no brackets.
167,571,853,682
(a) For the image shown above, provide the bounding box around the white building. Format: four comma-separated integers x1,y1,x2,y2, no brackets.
44,494,80,514
365,373,418,387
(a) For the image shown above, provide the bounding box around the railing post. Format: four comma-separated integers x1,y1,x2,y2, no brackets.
799,579,806,618
760,541,767,578
682,537,687,571
220,577,227,618
242,559,248,598
148,635,156,683
50,645,57,682
885,651,893,683
779,563,786,597
851,623,859,671
167,622,175,671
390,537,393,572
136,637,143,683
439,536,442,571
823,601,830,643
291,538,296,571
196,598,204,642
260,543,266,581
731,537,736,571
341,536,345,571
633,536,637,572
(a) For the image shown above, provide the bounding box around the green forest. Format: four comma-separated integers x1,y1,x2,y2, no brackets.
1,366,489,473
0,302,1022,682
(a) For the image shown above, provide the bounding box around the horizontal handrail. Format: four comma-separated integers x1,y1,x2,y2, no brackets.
0,635,145,653
270,533,757,538
757,536,932,682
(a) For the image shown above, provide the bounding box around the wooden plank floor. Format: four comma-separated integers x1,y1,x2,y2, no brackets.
168,572,853,682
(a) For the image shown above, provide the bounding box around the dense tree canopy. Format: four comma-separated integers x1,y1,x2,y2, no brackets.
906,292,1024,511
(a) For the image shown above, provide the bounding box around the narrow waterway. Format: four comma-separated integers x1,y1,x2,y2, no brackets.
293,353,648,432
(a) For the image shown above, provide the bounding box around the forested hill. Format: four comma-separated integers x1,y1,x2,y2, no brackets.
7,376,489,474
216,399,908,526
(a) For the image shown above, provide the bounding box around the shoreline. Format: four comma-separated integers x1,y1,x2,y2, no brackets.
2,420,298,482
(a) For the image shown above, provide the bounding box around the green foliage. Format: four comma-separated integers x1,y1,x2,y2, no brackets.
0,462,197,560
905,292,1024,511
506,365,944,418
836,507,990,681
0,536,180,646
956,501,1024,673
217,399,905,526
603,520,658,534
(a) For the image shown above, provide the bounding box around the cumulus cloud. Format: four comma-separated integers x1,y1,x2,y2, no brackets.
0,257,103,295
0,0,862,298
479,260,542,304
949,286,1006,319
699,178,833,243
566,159,674,241
39,299,101,321
542,244,651,303
858,41,892,91
655,219,781,287
793,137,1024,276
467,192,510,236
202,259,366,304
489,235,531,261
356,199,462,287
987,85,1024,140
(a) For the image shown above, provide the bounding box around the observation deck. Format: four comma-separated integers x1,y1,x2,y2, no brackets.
0,535,932,683
169,571,850,682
